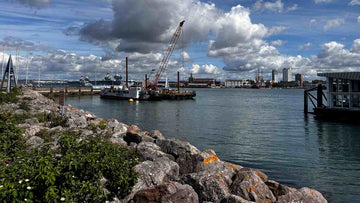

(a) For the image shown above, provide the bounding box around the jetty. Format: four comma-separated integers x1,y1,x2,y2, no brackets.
304,72,360,122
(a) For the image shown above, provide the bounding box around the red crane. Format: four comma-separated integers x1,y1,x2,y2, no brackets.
150,20,185,90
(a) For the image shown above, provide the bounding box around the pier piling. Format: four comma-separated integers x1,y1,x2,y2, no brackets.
126,57,128,88
317,84,323,108
177,71,180,92
304,92,308,114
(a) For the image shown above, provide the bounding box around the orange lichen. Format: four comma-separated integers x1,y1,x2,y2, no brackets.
227,163,242,170
203,154,219,165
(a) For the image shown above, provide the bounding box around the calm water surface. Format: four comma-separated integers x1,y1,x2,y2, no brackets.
65,88,360,203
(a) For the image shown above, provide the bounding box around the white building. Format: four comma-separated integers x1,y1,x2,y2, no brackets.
272,70,278,83
283,68,292,82
225,79,244,88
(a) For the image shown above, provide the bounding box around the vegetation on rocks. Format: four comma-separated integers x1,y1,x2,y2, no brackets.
0,88,139,202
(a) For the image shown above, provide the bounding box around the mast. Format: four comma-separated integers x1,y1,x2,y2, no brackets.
25,54,29,85
1,46,5,80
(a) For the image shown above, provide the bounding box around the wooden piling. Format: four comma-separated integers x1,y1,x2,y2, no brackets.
91,86,93,95
145,74,148,88
317,84,323,108
126,57,128,88
79,87,82,94
177,71,180,92
304,91,308,114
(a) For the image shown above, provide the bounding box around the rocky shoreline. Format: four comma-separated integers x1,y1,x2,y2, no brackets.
1,88,327,203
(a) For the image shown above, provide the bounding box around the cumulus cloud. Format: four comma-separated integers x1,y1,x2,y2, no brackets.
191,64,221,75
299,42,312,50
358,16,360,23
349,0,360,5
287,4,298,12
324,18,345,31
71,1,285,55
314,0,332,3
312,39,360,71
0,37,53,52
271,40,286,46
253,0,297,13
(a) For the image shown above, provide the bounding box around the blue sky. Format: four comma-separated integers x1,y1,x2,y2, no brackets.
0,0,360,81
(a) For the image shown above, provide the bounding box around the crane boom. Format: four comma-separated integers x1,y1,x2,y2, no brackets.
152,20,185,89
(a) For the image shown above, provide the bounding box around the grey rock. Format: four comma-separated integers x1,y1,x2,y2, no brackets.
265,180,296,199
220,195,255,203
124,130,143,145
24,125,42,138
14,109,26,115
230,168,276,202
149,130,165,140
181,160,239,202
137,142,175,161
132,181,198,203
278,187,327,203
26,136,44,149
109,136,127,147
133,157,179,191
25,118,39,125
155,138,203,174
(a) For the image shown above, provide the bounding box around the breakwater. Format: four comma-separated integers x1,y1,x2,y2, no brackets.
0,88,327,202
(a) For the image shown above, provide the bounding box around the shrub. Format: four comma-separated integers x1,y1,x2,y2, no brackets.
0,87,22,104
0,130,139,202
19,101,30,112
35,129,54,143
0,113,25,157
98,120,107,130
34,112,68,128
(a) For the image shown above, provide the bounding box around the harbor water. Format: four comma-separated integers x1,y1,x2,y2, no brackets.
65,88,360,203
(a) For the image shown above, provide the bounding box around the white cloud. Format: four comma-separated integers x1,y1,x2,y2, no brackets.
191,64,221,75
349,0,360,5
313,39,360,70
253,0,284,13
358,16,360,23
309,19,317,28
314,0,332,3
271,40,286,46
287,4,298,12
299,42,312,50
324,18,345,31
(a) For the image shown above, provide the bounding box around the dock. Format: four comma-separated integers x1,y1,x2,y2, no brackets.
304,72,360,122
30,87,101,97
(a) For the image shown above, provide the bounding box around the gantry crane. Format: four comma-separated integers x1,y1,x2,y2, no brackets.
149,20,185,90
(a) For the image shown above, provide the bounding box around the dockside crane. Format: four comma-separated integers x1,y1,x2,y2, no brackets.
149,20,185,90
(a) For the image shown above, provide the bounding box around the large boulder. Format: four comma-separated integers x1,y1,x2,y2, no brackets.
148,130,165,140
124,125,154,145
277,187,327,203
155,138,205,174
181,160,241,202
132,181,198,203
230,168,276,202
133,157,180,192
26,136,44,149
265,180,295,199
137,142,175,162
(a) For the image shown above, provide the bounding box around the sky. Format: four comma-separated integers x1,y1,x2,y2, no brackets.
0,0,360,81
